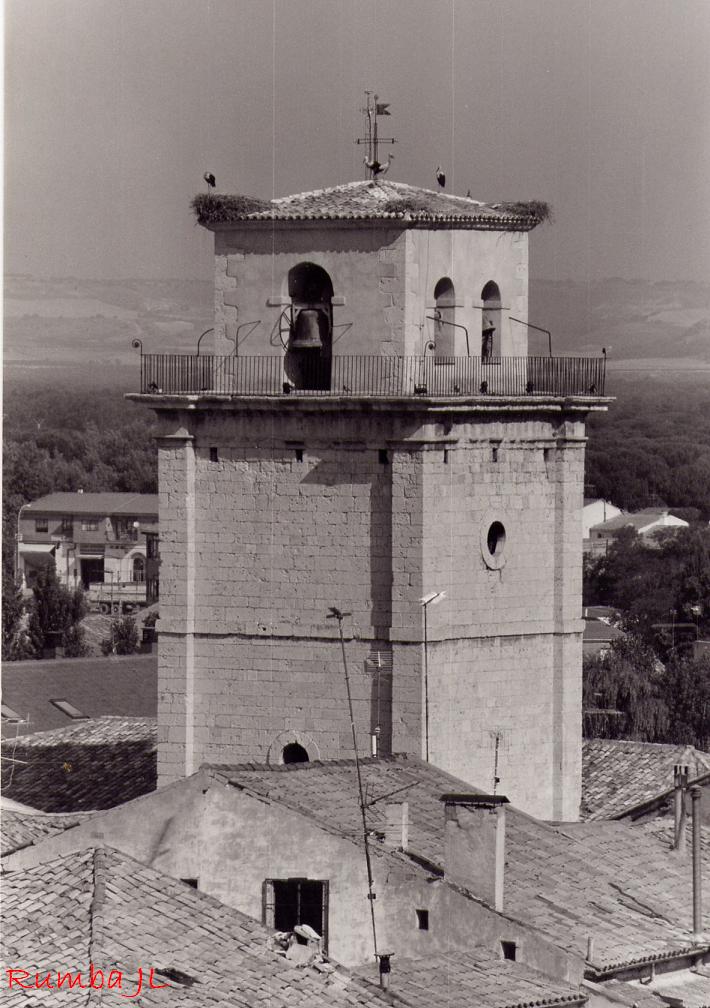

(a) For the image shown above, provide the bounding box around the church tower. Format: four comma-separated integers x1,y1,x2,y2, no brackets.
131,178,608,821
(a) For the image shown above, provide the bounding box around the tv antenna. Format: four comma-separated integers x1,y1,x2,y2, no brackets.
356,92,397,178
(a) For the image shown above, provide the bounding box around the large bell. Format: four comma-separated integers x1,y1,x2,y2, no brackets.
290,308,324,350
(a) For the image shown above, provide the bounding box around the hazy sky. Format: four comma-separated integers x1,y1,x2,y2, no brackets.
5,0,710,284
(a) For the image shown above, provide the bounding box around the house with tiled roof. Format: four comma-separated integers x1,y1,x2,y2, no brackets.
5,754,709,993
581,739,710,820
0,844,590,1008
16,491,159,606
588,509,688,551
0,716,156,812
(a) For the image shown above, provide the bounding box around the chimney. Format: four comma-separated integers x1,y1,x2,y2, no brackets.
692,785,703,941
673,764,689,852
383,802,409,850
440,794,509,912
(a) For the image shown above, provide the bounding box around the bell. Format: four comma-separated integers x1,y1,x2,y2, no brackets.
290,308,324,350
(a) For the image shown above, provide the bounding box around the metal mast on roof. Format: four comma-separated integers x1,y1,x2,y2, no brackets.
356,92,397,178
327,606,380,966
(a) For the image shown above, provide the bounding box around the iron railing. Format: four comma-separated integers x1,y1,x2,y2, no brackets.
138,354,606,398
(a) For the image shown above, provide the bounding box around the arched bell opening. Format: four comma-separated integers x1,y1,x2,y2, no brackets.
433,277,456,361
481,281,501,362
285,262,334,391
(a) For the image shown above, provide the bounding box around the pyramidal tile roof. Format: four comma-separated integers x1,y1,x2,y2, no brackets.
582,739,710,820
192,180,545,229
207,755,710,974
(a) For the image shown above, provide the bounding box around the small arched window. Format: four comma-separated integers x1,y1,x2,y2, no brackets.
282,742,309,764
433,278,456,361
481,281,501,361
132,556,145,583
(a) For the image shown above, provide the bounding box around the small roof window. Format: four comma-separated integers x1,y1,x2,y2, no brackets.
49,699,88,720
1,704,23,723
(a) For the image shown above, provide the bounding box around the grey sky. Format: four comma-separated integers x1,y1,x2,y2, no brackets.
5,0,710,283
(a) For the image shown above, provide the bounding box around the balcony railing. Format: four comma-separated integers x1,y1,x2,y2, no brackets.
138,354,606,398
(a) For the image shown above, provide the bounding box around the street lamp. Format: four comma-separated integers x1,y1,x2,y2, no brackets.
420,590,446,762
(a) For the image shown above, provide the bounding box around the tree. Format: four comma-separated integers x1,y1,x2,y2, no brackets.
27,561,89,658
101,615,140,656
662,652,710,749
1,573,34,661
583,636,668,741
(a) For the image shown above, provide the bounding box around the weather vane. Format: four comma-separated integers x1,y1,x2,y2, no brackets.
356,91,397,178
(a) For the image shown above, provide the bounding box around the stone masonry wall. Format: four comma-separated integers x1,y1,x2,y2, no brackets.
156,402,588,819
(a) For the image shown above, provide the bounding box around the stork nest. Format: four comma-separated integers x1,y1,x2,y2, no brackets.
380,196,436,215
191,193,271,224
498,200,552,223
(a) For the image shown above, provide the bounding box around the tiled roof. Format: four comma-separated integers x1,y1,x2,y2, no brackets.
21,492,159,517
357,948,585,1008
581,739,710,820
1,717,157,812
1,652,157,738
193,180,543,229
209,755,710,974
0,809,92,857
0,845,395,1007
582,619,625,644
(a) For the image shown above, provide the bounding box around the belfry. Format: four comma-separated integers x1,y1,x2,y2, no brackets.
131,151,609,821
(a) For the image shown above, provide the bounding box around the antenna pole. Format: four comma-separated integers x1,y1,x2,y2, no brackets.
327,607,379,962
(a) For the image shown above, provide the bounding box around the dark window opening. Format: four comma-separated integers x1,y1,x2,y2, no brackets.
295,448,304,463
416,909,429,931
264,878,329,950
49,699,88,720
132,557,145,583
209,447,219,462
481,281,501,361
35,519,48,533
378,449,389,465
181,878,199,889
286,262,334,392
61,517,74,536
491,446,499,463
282,742,309,764
501,941,517,961
443,449,449,464
487,521,506,556
433,277,456,361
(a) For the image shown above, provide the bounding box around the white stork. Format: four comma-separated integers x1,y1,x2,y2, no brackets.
203,172,216,190
435,165,446,188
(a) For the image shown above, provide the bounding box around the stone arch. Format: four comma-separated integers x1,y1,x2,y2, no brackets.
266,729,321,766
285,262,334,390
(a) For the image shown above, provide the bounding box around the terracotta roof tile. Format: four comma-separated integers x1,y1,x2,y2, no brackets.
356,948,585,1008
209,755,710,974
193,180,544,229
0,846,398,1007
22,492,159,517
581,739,710,819
1,717,157,813
0,809,92,857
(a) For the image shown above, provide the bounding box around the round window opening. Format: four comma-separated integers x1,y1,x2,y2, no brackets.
486,521,507,557
282,742,309,764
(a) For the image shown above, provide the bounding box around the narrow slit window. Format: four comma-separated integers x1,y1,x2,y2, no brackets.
416,909,429,931
209,447,219,462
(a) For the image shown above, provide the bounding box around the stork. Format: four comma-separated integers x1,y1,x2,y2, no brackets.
435,165,446,188
203,171,216,190
364,154,393,178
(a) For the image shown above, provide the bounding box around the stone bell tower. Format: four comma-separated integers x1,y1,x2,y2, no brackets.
131,179,609,821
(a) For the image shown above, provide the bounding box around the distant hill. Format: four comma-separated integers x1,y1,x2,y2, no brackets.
530,278,710,368
4,275,709,389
